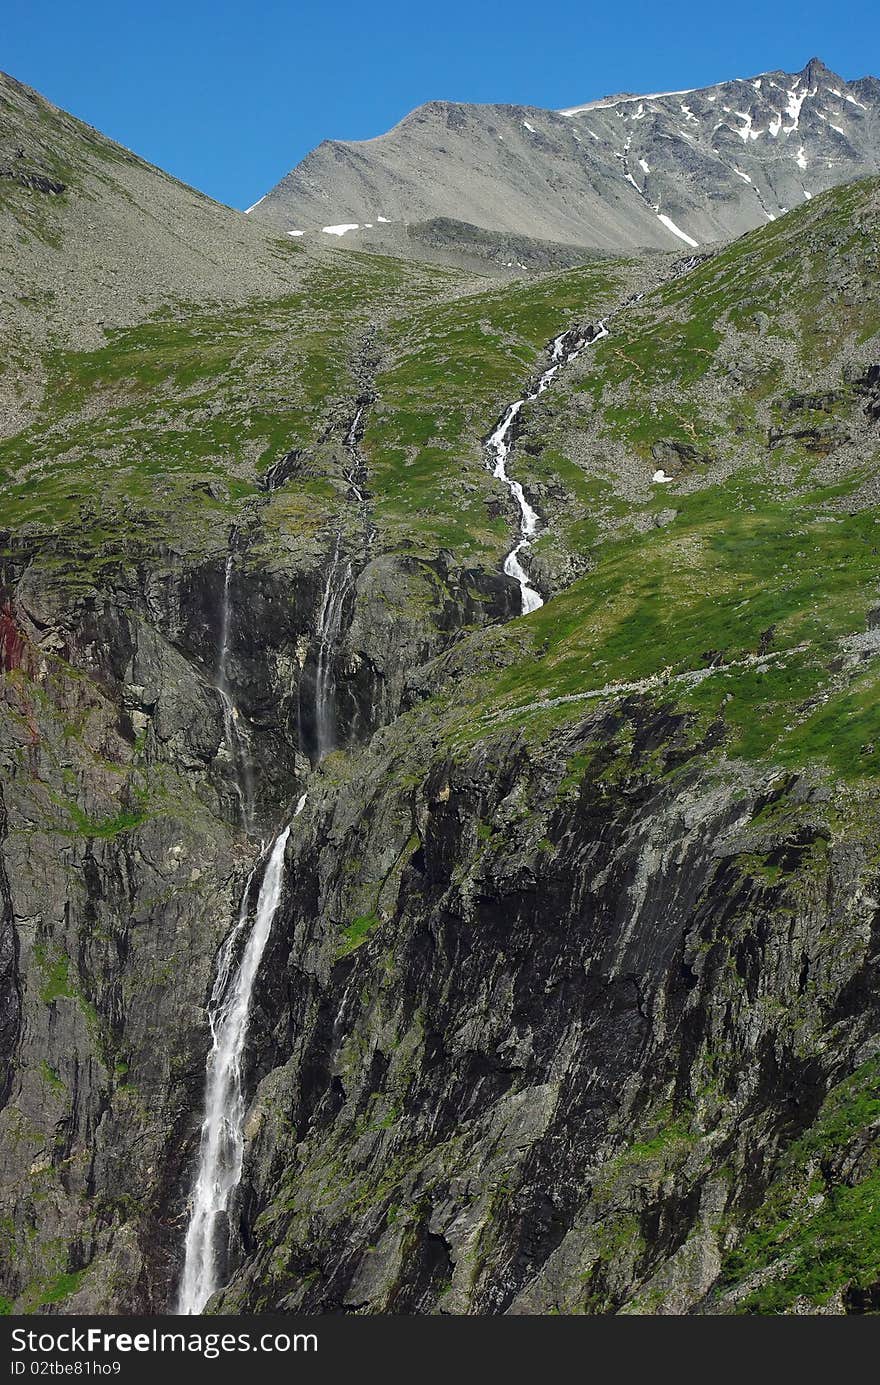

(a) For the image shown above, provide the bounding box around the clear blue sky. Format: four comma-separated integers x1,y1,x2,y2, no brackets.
5,0,878,210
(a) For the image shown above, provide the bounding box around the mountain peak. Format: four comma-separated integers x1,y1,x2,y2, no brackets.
801,56,832,82
251,57,880,254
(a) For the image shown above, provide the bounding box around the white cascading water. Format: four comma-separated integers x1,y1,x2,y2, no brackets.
343,404,366,502
305,399,375,762
216,552,254,830
178,792,307,1315
486,321,610,614
313,536,352,761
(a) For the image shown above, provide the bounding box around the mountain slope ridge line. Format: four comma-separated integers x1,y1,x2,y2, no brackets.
251,57,880,257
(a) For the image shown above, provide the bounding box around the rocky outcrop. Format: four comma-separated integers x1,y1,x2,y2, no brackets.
768,423,851,452
0,166,66,195
853,363,880,422
336,552,519,751
650,440,712,474
4,622,875,1313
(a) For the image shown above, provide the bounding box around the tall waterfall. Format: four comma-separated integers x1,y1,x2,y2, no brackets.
216,551,254,830
177,805,302,1315
313,537,352,761
300,400,371,765
486,321,609,615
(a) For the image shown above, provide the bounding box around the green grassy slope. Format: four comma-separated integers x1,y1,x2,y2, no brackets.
0,251,471,561
401,177,880,787
362,258,638,555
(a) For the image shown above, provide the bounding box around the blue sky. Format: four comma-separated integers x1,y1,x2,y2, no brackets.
5,1,878,210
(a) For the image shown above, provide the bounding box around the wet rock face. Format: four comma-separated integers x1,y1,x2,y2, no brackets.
168,543,519,777
337,554,520,750
0,526,522,1312
204,706,879,1317
1,512,877,1314
0,554,256,1311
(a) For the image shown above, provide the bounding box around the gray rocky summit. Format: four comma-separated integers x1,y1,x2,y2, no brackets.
252,57,880,251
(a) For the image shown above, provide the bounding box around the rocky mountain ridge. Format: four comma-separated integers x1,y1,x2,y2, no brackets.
252,58,880,254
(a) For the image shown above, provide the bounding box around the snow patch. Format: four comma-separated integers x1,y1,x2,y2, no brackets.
639,158,651,173
783,88,808,132
732,167,752,183
244,195,266,214
735,111,753,142
287,229,304,237
795,145,807,170
657,213,699,248
558,86,696,116
377,215,390,223
322,223,360,236
652,469,673,484
523,120,537,132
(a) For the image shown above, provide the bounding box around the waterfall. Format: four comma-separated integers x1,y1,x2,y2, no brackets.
177,797,305,1315
486,400,542,615
313,537,352,761
298,400,371,764
216,550,254,830
343,404,367,502
486,321,609,615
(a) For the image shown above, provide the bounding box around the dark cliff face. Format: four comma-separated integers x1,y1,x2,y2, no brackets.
0,527,521,1312
2,462,879,1315
2,515,879,1316
204,703,879,1315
